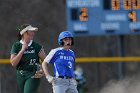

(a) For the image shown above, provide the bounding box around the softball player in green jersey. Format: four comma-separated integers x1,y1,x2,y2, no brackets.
10,24,46,93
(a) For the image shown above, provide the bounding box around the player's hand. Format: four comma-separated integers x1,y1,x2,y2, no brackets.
46,75,54,83
21,42,28,51
72,79,77,86
32,69,44,78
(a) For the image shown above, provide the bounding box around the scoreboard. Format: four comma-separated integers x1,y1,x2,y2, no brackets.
66,0,140,36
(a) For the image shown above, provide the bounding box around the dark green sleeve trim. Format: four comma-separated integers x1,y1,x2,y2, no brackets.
10,42,21,55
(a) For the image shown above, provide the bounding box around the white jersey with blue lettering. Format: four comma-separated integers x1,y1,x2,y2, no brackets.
44,47,75,78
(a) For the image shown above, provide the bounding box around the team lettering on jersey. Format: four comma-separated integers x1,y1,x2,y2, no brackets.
60,56,74,61
24,50,35,54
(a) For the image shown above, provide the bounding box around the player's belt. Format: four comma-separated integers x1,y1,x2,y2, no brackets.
58,76,72,79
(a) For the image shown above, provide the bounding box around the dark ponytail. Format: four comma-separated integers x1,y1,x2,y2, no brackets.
17,32,22,41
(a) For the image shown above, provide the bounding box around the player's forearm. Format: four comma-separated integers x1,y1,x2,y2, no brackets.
38,49,46,62
10,50,25,67
42,61,50,76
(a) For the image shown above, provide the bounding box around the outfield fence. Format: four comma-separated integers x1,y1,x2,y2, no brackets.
1,57,140,64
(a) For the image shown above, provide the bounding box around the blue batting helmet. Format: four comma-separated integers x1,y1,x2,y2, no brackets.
58,31,74,45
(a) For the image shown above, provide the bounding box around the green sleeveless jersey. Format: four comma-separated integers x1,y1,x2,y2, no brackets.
10,41,42,71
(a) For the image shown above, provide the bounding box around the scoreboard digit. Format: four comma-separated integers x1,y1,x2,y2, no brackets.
79,8,88,21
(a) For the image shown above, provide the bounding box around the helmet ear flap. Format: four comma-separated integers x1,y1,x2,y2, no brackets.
60,40,64,45
71,38,74,45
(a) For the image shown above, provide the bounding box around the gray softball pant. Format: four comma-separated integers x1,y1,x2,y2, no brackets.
52,78,78,93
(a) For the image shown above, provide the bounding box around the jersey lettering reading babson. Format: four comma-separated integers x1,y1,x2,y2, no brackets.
24,50,35,54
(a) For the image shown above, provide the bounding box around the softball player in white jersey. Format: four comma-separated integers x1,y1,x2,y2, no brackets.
42,31,78,93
